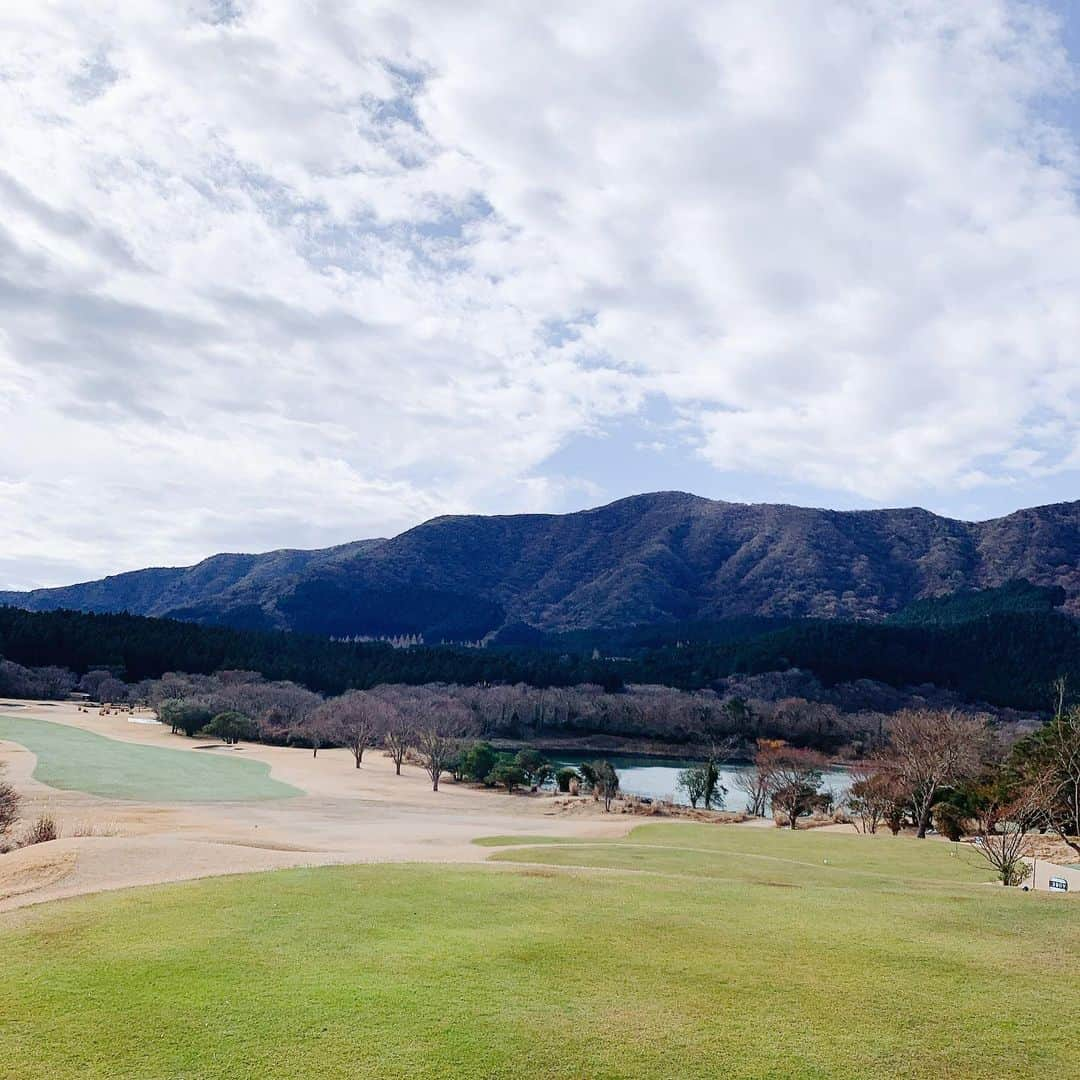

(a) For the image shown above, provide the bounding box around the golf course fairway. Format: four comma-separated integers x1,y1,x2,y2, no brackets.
1,824,1075,1079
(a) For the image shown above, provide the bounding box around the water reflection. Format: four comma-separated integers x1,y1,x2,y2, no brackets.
554,753,852,812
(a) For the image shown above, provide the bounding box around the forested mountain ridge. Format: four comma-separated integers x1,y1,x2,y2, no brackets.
3,493,1080,639
1,584,1076,712
0,540,385,625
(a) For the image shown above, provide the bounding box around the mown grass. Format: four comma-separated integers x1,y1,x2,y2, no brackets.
490,821,995,885
1,824,1076,1079
0,713,299,801
472,834,582,847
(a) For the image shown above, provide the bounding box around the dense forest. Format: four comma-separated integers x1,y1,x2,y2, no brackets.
1,581,1077,715
0,606,623,696
623,612,1077,710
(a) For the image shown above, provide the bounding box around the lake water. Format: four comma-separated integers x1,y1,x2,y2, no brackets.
554,753,852,812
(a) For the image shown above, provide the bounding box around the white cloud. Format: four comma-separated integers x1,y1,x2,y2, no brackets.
0,0,1078,585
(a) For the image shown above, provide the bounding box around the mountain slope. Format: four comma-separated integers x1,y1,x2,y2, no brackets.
0,540,385,623
3,493,1079,637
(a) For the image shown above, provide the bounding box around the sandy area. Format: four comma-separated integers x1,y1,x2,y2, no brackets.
0,700,632,912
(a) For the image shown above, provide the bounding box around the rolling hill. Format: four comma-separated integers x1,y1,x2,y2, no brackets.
3,492,1079,639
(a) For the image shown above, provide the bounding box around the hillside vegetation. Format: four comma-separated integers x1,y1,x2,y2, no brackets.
0,606,623,696
4,493,1080,638
3,581,1078,712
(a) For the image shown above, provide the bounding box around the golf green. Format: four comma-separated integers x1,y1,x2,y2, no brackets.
0,713,299,802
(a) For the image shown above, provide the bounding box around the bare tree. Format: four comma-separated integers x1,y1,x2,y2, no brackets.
733,769,770,817
315,691,388,768
887,710,986,838
734,739,782,817
299,713,333,759
0,763,20,846
0,659,77,701
145,671,321,740
971,776,1049,886
846,764,901,834
381,705,414,777
414,697,475,791
760,746,827,829
415,726,454,792
1025,706,1080,858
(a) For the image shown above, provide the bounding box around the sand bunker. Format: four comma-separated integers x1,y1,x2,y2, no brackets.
0,700,631,912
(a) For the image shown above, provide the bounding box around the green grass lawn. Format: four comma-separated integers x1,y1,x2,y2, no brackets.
0,713,299,802
1,824,1076,1079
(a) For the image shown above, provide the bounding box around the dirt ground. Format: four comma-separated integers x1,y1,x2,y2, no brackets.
0,701,632,912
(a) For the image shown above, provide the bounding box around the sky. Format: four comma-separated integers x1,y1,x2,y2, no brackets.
2,0,1080,589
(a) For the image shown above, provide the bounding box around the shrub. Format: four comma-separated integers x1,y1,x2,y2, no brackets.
159,699,213,737
591,760,620,812
460,742,499,785
577,761,598,792
1002,859,1032,888
201,711,258,745
487,760,527,794
932,802,969,842
513,748,550,786
22,814,58,846
0,763,20,840
555,767,579,793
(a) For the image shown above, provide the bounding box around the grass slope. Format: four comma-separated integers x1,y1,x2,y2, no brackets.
1,825,1076,1079
0,713,299,802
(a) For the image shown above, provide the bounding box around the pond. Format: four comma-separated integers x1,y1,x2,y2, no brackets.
553,753,852,812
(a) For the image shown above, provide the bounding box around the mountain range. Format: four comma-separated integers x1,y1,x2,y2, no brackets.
3,492,1079,639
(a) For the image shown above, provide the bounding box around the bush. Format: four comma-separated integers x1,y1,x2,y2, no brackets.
200,711,258,745
21,814,58,847
591,760,620,812
577,762,598,791
1002,859,1032,887
932,802,969,842
555,767,579,793
513,748,549,786
459,742,499,785
487,760,527,793
0,763,20,840
159,699,213,737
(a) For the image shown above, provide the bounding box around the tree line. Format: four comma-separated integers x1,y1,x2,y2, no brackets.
60,667,957,756
721,700,1080,886
627,611,1080,710
3,640,1042,758
6,601,1080,713
153,678,624,805
0,607,624,697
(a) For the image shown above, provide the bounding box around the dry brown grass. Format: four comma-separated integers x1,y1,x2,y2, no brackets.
20,814,58,847
62,820,124,839
618,795,749,823
0,844,77,901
